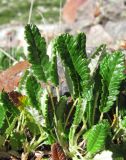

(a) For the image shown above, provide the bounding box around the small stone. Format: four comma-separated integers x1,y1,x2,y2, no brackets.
105,21,126,41
86,24,113,47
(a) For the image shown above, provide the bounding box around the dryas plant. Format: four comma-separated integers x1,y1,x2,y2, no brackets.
0,24,126,159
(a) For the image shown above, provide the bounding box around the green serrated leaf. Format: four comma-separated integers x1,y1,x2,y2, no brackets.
54,34,82,97
25,75,41,110
25,24,48,82
25,24,59,86
85,120,110,155
67,33,91,97
100,51,125,113
48,41,59,86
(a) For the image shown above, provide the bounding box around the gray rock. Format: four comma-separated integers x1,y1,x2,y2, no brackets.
86,24,113,47
105,21,126,41
101,0,126,21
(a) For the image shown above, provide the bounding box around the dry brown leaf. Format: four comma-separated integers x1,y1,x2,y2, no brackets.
63,0,87,23
0,61,30,92
51,143,67,160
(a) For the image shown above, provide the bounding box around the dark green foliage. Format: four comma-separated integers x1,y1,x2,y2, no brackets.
39,89,56,143
39,94,56,143
55,33,91,98
26,75,41,109
67,33,91,97
84,45,106,127
25,24,48,82
55,34,82,97
99,51,125,113
25,24,59,86
47,44,59,86
46,97,55,128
